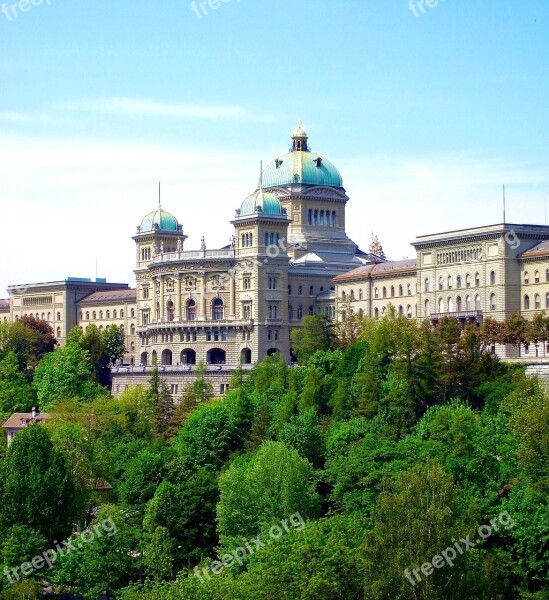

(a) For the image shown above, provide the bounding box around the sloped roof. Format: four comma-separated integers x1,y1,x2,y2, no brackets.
334,259,417,282
2,413,51,429
0,299,9,311
518,241,549,259
79,289,137,304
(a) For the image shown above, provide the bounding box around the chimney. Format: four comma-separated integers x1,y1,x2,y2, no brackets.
31,407,38,418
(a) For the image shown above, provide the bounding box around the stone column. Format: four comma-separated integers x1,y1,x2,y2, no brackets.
200,272,207,319
176,274,182,321
159,275,165,322
230,273,236,318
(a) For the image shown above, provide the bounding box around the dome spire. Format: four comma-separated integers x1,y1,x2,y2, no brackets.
291,121,309,151
158,181,162,209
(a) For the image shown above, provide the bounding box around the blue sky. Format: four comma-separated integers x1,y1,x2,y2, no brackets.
1,0,548,293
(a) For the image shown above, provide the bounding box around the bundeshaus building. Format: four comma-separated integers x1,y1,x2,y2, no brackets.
2,124,549,395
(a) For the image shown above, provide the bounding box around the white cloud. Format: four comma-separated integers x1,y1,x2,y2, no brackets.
0,111,63,124
57,97,255,120
0,136,547,295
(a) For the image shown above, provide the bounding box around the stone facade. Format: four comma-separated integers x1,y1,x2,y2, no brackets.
4,128,549,398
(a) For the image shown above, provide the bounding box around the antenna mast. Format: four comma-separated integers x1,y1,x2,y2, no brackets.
503,184,506,224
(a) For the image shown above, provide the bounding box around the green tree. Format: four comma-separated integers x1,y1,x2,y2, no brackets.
290,314,332,365
143,469,219,564
33,341,106,408
119,449,167,517
144,526,174,581
0,425,77,542
2,525,48,571
217,441,321,546
363,460,482,600
101,324,126,365
51,505,139,598
0,351,36,413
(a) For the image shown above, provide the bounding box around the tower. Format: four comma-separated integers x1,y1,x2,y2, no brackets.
232,187,291,362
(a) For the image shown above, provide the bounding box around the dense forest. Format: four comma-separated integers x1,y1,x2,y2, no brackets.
0,310,547,599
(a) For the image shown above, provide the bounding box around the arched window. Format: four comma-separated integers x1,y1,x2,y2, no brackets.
475,273,480,287
92,311,97,319
374,288,379,298
350,290,355,301
546,269,549,283
359,289,363,300
456,296,462,311
448,276,453,289
120,310,124,318
332,211,336,226
131,308,135,318
490,293,496,311
99,311,103,319
407,305,412,319
113,310,117,318
490,271,496,285
167,301,175,322
342,291,347,302
524,295,530,310
399,285,403,296
212,298,224,320
398,305,404,316
456,275,462,288
546,293,549,309
314,209,318,225
186,299,196,321
448,297,453,312
56,327,61,338
535,270,540,284
383,287,387,298
161,349,172,366
424,299,430,316
465,295,471,310
535,294,541,309
524,272,529,284
466,274,471,288
391,286,395,297
130,324,136,335
438,277,444,291
408,283,412,295
86,311,90,320
374,307,379,319
475,294,481,310
424,279,430,292
438,298,444,313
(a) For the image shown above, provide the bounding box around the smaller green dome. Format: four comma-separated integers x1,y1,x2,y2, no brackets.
239,189,282,217
140,206,180,232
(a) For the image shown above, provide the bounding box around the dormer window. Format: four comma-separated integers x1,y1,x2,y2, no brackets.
275,159,283,169
314,157,322,168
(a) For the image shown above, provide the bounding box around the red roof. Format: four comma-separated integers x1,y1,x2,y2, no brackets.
518,241,549,259
2,412,51,430
334,259,417,282
79,289,136,304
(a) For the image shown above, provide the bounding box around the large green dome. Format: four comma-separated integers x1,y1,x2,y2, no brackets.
240,188,282,217
260,123,343,188
140,206,179,232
